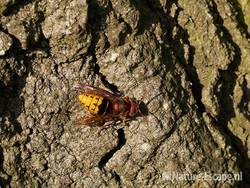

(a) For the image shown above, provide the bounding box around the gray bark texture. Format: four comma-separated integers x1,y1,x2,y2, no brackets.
0,0,250,187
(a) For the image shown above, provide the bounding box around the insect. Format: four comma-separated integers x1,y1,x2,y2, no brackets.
74,84,147,128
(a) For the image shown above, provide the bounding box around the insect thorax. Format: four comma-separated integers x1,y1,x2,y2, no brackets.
78,94,109,115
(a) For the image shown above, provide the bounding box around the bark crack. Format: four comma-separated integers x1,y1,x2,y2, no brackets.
98,128,126,169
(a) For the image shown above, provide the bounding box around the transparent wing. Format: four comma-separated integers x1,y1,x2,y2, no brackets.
74,114,118,127
73,84,119,100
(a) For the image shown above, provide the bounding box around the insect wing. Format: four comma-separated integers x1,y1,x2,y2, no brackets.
75,114,115,127
75,114,104,127
74,84,119,100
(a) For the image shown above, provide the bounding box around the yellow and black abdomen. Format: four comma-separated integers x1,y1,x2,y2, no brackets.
78,94,109,115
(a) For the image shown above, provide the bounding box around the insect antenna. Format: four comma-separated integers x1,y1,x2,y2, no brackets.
142,92,165,116
145,92,164,106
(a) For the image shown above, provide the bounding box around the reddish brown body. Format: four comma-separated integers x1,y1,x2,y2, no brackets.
111,97,138,117
74,84,144,127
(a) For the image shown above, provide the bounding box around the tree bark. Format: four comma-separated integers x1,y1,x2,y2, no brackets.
0,0,249,187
